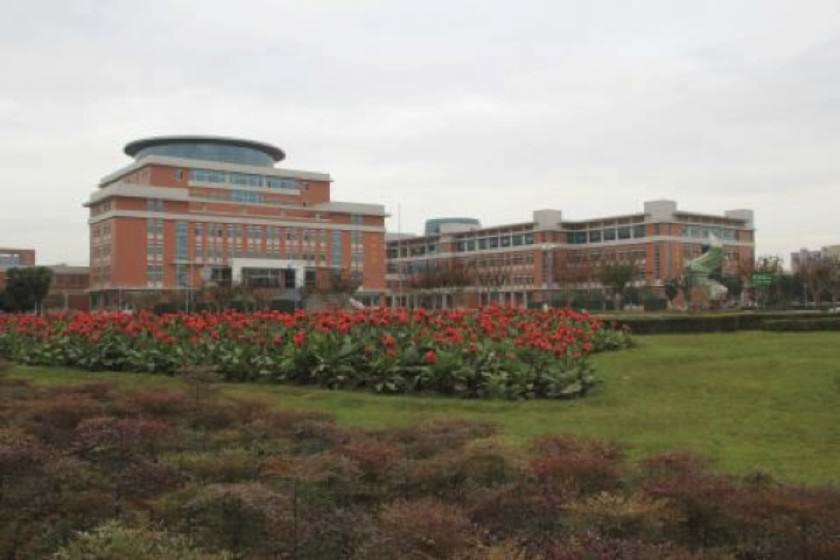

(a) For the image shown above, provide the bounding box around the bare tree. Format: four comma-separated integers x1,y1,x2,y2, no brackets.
596,253,641,311
553,252,595,307
471,259,511,305
305,269,363,310
798,256,834,306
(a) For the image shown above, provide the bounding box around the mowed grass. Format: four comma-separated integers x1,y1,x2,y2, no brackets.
7,332,840,484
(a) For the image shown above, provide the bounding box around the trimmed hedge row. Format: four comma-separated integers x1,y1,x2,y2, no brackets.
763,317,840,332
604,312,840,334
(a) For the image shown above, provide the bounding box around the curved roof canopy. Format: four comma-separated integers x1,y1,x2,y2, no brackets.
124,135,285,167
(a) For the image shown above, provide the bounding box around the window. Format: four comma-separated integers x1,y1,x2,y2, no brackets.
618,227,631,240
229,172,263,187
190,169,227,183
266,176,299,190
331,230,343,267
568,232,587,244
488,237,499,249
604,229,617,241
512,234,523,246
500,236,511,248
633,225,646,238
232,190,263,204
589,230,602,243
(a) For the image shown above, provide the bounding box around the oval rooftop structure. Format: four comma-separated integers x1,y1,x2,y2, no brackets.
124,135,285,167
425,217,481,236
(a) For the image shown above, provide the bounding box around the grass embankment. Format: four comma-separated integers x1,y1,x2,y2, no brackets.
8,332,840,484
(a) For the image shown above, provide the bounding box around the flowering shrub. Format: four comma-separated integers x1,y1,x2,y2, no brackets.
2,381,839,559
0,306,626,400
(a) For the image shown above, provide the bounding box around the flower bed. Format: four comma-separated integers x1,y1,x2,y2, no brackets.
0,307,630,399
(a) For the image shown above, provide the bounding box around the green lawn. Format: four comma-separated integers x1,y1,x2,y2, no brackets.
7,332,840,484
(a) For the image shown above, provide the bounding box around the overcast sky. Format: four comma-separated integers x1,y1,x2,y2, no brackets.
1,0,839,266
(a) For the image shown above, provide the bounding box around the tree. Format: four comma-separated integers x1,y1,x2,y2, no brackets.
304,269,363,310
597,260,640,311
829,257,840,306
471,261,511,306
554,253,595,307
798,256,834,306
663,279,680,309
751,255,784,307
408,261,474,308
1,267,53,313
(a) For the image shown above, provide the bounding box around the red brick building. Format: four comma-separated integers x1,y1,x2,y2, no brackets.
1,249,90,311
386,200,755,308
44,265,91,311
85,136,386,309
0,248,37,294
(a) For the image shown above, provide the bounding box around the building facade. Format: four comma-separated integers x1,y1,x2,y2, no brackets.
86,136,386,309
386,200,755,308
0,248,37,295
0,248,90,311
791,245,840,273
0,248,36,270
44,265,91,312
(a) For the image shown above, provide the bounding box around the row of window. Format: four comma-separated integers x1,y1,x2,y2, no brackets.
568,225,647,245
684,226,738,241
190,169,301,192
456,233,536,253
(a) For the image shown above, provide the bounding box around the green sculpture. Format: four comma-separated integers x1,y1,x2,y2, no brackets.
685,235,728,301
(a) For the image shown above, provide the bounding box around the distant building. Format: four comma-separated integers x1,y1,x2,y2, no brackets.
386,200,755,308
424,217,481,236
0,247,37,291
0,248,36,270
44,264,91,311
85,136,386,309
0,249,89,311
791,244,840,273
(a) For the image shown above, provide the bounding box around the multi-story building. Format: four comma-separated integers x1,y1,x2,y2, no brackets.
0,248,36,271
386,200,755,308
85,136,386,309
0,247,37,292
0,248,90,311
791,245,840,273
44,265,91,311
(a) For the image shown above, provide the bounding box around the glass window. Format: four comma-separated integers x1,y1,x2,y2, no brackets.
604,228,617,241
512,234,523,246
589,230,602,242
569,232,587,244
618,227,631,240
190,169,227,183
229,173,263,187
478,238,487,250
633,225,646,238
136,142,276,167
500,236,511,248
523,233,534,245
266,177,300,191
488,237,499,249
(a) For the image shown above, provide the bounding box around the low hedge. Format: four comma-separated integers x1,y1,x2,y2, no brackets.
762,317,840,332
605,312,838,335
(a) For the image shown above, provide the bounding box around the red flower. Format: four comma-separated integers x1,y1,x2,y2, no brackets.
293,331,306,347
424,350,438,365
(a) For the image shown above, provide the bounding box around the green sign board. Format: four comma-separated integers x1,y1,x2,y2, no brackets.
751,273,775,287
